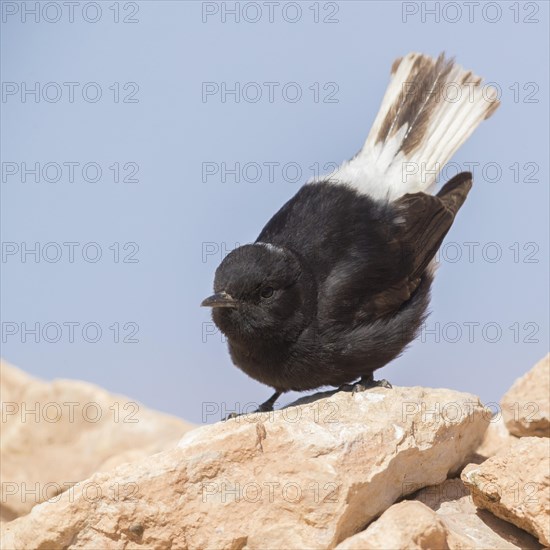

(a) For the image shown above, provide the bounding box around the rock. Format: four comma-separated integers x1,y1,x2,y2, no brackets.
0,361,193,521
415,478,543,549
462,437,550,546
501,354,550,437
1,386,489,550
475,414,519,461
337,479,543,549
335,500,449,549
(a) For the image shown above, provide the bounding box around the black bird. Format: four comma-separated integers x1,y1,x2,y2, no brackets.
202,53,499,413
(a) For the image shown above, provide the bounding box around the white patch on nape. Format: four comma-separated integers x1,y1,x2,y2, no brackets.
255,242,286,255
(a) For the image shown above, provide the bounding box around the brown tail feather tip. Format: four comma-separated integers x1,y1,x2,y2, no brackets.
377,53,499,158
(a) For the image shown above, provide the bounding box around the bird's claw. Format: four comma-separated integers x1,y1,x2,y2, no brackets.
222,405,271,422
344,376,393,394
222,390,281,422
367,378,392,389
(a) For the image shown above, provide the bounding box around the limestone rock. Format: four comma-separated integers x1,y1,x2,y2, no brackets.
415,478,543,549
337,479,543,549
501,354,550,437
335,500,449,549
1,386,488,550
475,414,519,461
462,437,550,546
0,361,193,521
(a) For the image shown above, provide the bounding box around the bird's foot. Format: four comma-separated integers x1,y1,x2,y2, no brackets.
222,391,282,422
340,374,392,394
352,375,392,392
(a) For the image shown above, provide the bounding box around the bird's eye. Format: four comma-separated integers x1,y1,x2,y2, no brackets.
260,286,274,299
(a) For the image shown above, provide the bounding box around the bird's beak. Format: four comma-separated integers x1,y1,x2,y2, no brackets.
201,291,238,308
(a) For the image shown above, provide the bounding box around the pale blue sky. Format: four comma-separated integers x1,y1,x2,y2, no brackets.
1,1,548,423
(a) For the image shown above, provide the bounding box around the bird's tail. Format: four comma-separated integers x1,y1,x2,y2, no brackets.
323,53,499,201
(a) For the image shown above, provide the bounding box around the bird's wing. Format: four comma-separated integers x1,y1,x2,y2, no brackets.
396,170,472,281
320,172,473,324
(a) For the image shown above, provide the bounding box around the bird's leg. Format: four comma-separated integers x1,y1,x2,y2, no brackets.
223,390,282,421
351,373,392,393
257,390,282,412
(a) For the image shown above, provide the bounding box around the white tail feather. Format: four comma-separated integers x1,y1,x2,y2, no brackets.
311,53,499,201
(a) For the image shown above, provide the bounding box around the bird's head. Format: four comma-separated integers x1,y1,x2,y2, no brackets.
201,243,312,345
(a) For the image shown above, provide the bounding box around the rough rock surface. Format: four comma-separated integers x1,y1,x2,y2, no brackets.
335,500,449,549
462,437,550,546
415,478,542,549
501,354,550,437
336,479,542,549
0,361,193,521
474,414,519,461
1,386,488,550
